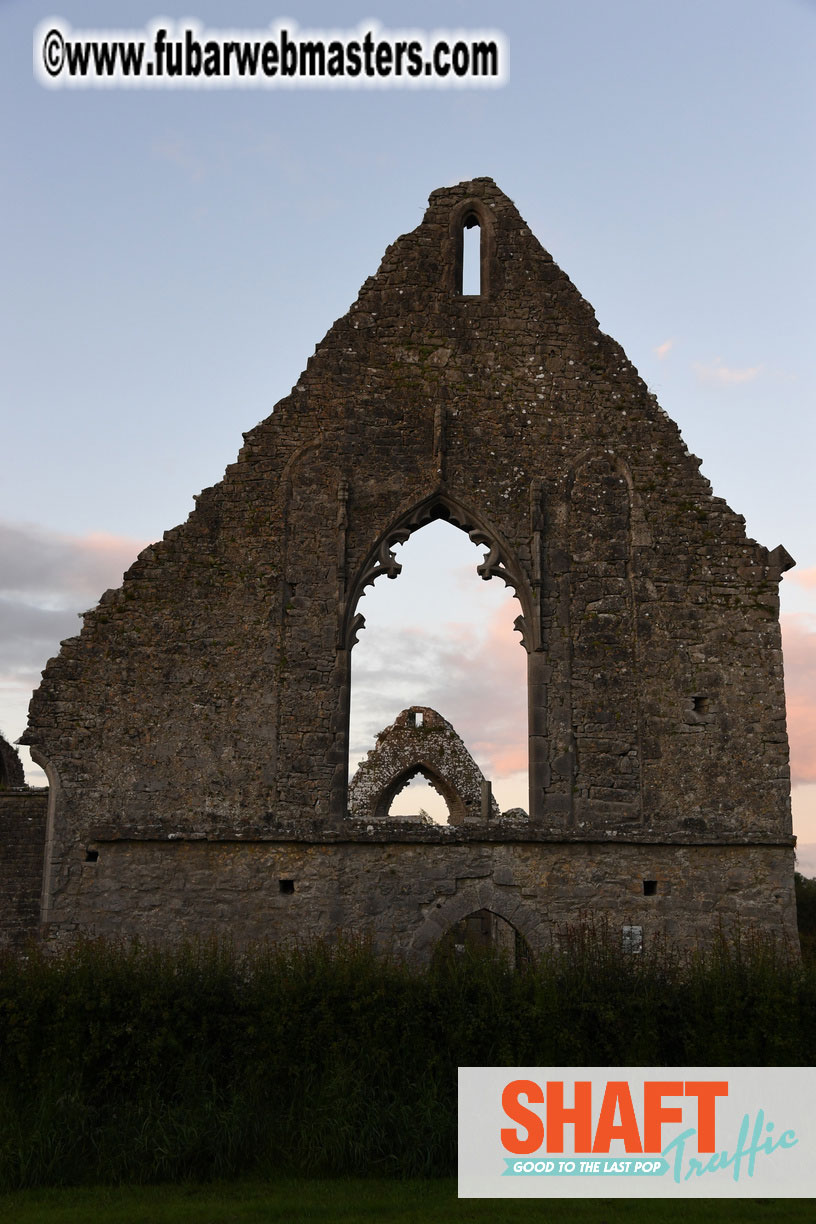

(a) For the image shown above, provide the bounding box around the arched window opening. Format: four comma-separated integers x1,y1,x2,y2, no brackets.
460,213,482,295
434,909,533,969
347,518,528,820
386,770,452,825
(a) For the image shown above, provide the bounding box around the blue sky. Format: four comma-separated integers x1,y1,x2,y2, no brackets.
2,1,815,858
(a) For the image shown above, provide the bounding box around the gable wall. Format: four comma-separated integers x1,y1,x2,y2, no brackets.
21,179,795,947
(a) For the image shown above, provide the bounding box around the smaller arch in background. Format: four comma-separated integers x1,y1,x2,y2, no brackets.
348,706,500,824
375,763,462,824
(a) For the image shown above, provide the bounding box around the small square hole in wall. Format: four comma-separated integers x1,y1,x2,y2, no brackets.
415,711,424,726
693,695,710,715
279,879,295,895
643,879,658,896
85,849,99,863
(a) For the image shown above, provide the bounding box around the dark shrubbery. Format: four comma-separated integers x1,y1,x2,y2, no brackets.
0,930,813,1188
795,872,816,961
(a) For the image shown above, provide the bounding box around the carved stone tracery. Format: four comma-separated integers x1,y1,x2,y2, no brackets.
343,493,535,653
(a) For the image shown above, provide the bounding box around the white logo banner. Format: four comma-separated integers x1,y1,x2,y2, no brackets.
459,1067,815,1198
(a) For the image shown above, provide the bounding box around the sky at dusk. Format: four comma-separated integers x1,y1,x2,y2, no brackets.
2,1,815,863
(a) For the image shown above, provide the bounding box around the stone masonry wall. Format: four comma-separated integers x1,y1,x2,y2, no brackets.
56,837,797,958
22,178,796,949
0,790,48,948
348,707,501,823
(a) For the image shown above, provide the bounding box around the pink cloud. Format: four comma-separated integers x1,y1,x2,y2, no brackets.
788,567,816,592
349,591,528,790
654,339,674,360
781,614,816,784
84,530,144,554
0,520,148,606
0,521,151,781
693,358,763,386
436,598,528,779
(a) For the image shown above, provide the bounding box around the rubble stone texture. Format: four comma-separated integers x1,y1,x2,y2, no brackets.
348,707,500,824
17,178,798,955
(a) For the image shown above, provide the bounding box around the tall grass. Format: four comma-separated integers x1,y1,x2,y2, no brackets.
0,931,812,1189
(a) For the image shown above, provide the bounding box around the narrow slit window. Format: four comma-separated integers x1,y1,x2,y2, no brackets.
461,216,481,295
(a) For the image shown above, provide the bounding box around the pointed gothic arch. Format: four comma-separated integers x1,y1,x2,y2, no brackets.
409,881,547,965
448,196,497,297
434,908,534,968
332,492,535,818
377,763,460,822
341,490,536,653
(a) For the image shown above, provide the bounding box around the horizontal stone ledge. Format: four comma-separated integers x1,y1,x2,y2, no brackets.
85,823,797,850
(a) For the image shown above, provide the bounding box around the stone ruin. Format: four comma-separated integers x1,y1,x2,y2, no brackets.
2,177,798,957
348,707,501,825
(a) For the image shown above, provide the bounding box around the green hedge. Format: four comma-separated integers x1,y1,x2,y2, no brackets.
0,932,813,1188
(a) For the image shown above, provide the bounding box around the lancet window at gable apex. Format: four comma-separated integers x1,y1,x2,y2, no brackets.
449,198,496,299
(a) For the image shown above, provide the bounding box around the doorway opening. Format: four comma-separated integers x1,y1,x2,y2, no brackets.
434,909,533,969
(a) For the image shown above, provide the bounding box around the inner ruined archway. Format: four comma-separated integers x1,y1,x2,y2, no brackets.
342,496,532,821
383,765,455,824
389,772,451,823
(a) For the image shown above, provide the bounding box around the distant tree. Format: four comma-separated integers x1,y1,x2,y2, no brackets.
794,872,816,959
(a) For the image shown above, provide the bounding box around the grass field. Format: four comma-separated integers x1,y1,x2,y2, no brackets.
0,1179,810,1224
